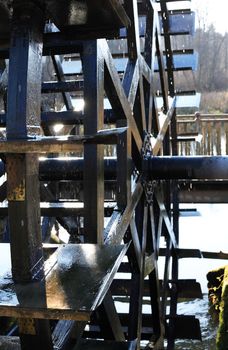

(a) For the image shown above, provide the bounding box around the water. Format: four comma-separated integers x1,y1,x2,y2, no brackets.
173,203,228,349
175,295,218,349
178,204,228,293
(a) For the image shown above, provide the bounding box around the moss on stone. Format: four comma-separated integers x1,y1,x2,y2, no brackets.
216,266,228,350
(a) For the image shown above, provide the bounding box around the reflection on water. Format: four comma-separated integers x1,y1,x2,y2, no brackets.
176,295,218,349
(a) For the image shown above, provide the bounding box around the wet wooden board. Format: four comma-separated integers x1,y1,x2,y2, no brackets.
45,0,130,29
111,278,202,299
0,128,127,153
0,0,130,40
0,201,116,217
75,339,137,350
0,243,128,320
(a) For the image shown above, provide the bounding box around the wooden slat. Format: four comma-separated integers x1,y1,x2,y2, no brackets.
166,315,201,340
155,190,177,249
152,98,176,156
0,128,127,153
83,40,104,244
0,201,116,217
75,339,137,350
111,278,202,299
105,182,143,245
86,314,201,340
0,244,128,320
101,40,143,153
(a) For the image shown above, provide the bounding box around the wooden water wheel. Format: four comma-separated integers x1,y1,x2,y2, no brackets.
0,1,203,349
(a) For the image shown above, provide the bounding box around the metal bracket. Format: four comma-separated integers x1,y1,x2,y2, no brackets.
142,132,157,205
141,131,154,158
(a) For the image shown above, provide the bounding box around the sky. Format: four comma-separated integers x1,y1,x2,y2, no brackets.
192,0,228,34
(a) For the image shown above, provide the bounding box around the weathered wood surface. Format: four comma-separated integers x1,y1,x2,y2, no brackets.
0,128,127,153
74,339,137,350
0,243,128,320
0,0,130,42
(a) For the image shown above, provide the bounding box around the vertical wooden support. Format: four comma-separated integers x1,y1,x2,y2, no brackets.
143,1,160,135
7,0,44,283
7,154,43,282
83,41,125,341
125,0,146,134
116,120,131,210
168,110,179,350
7,3,43,139
6,2,53,348
148,205,164,347
83,40,104,244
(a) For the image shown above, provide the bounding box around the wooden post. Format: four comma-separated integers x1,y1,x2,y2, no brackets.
6,2,53,348
83,40,104,244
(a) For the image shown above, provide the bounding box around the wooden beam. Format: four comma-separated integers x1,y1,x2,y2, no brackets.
105,181,143,245
83,40,104,244
0,128,127,153
6,2,53,348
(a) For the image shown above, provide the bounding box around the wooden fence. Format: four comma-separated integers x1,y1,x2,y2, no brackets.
177,114,228,156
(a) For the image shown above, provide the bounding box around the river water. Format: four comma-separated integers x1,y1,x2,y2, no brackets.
171,203,228,349
175,295,218,349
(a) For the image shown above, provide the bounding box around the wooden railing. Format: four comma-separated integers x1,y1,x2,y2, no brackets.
177,114,228,156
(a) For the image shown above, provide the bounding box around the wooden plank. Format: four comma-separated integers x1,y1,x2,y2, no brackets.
166,315,201,340
155,26,169,112
45,0,130,29
155,190,177,249
148,205,164,343
160,0,175,96
159,248,202,259
124,0,141,60
6,3,53,347
83,40,104,244
124,0,147,135
95,291,125,341
42,81,83,94
152,98,176,156
130,219,142,269
105,182,143,245
0,128,127,153
74,339,137,350
0,201,116,217
101,40,142,153
122,60,140,109
111,278,202,299
0,244,128,320
116,121,131,210
52,320,86,350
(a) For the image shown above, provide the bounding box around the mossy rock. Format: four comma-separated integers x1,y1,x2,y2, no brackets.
207,266,225,310
216,266,228,349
